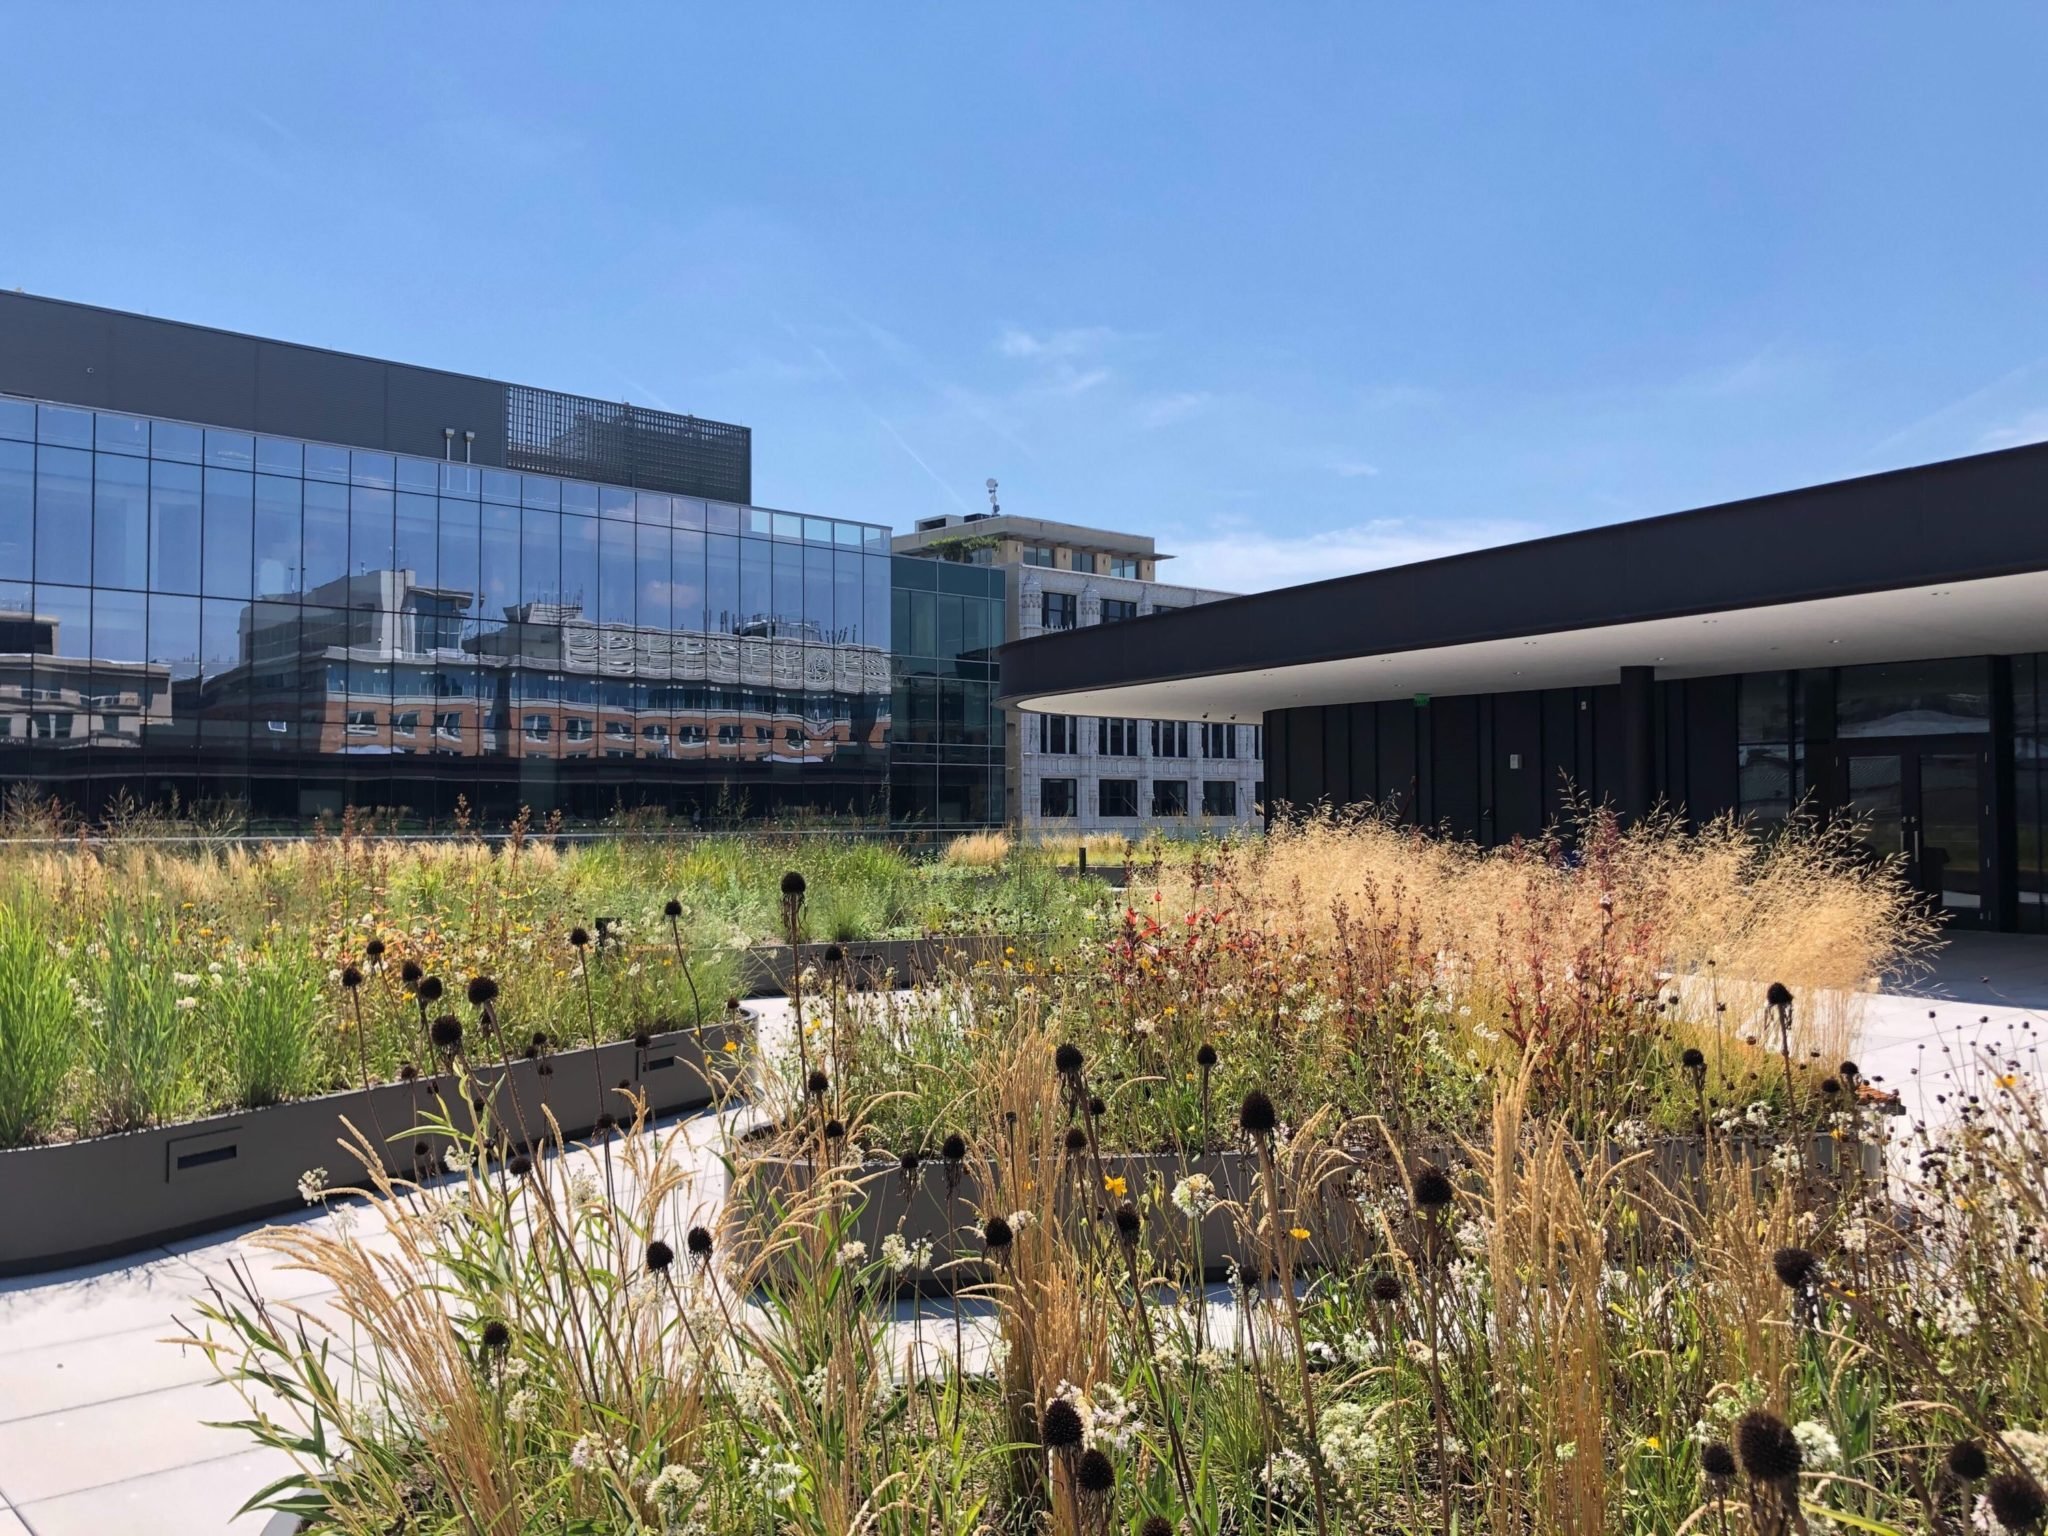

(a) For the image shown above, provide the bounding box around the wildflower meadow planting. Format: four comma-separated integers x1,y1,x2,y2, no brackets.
20,806,2048,1533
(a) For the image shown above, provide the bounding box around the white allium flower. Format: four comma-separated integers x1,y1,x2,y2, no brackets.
1792,1420,1841,1470
175,995,199,1011
1746,1101,1774,1128
647,1462,702,1515
569,1431,615,1471
1610,1118,1650,1151
443,1146,473,1173
297,1167,329,1205
1261,1447,1314,1498
838,1240,869,1267
1171,1174,1217,1218
1318,1401,1381,1487
504,1387,539,1425
747,1449,803,1502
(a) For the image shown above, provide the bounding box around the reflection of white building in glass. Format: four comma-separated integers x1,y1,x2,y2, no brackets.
892,513,1262,834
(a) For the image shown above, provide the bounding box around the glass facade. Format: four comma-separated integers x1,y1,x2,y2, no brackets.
889,556,1005,827
0,394,892,824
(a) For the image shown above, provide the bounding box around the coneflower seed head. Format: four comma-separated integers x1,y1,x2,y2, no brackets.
780,870,806,898
663,897,683,918
1766,981,1793,1010
400,959,423,986
1041,1397,1084,1450
1413,1166,1456,1210
1771,1246,1820,1290
1196,1042,1218,1069
417,976,444,1003
982,1214,1013,1251
1700,1441,1736,1480
481,1319,510,1351
467,976,498,1008
569,926,590,948
1076,1447,1115,1493
1988,1472,2048,1533
340,965,363,990
942,1132,967,1162
1238,1089,1278,1136
1735,1410,1802,1481
686,1225,713,1257
429,1015,463,1051
1946,1439,1989,1482
646,1239,675,1273
1054,1042,1085,1076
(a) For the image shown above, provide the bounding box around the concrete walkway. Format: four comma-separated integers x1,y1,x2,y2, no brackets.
2,942,2044,1533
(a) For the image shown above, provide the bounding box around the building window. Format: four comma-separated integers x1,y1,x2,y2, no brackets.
345,709,377,735
1150,602,1181,616
607,721,633,741
392,710,419,736
565,718,593,743
1021,544,1057,568
1099,778,1138,818
30,712,75,740
1248,724,1264,760
1038,712,1078,754
523,714,552,741
1100,598,1138,624
435,712,462,738
1040,777,1078,818
1737,671,1799,825
1042,592,1077,631
1201,722,1235,759
1202,780,1238,817
1109,556,1139,579
1151,720,1188,758
1100,717,1139,755
1151,778,1188,817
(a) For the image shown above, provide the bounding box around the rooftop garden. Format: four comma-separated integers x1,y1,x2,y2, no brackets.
167,805,2048,1536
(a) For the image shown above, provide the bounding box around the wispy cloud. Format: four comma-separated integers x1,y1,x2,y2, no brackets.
1872,355,2048,455
1357,383,1440,411
1673,342,1814,399
997,326,1117,360
1139,390,1215,429
1331,458,1380,478
1169,517,1535,593
1980,407,2048,450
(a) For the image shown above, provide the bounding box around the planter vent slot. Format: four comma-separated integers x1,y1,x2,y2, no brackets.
644,1054,679,1072
166,1128,243,1182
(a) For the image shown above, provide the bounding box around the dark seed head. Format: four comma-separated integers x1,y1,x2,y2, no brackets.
417,976,444,1003
480,1318,510,1352
1140,1520,1173,1536
1196,1042,1218,1069
1076,1447,1115,1494
1370,1270,1403,1303
806,1069,830,1098
899,1148,921,1175
399,1062,418,1082
982,1214,1013,1251
1681,1046,1706,1072
595,1113,617,1134
1946,1438,1989,1482
1065,1126,1089,1154
1113,1202,1141,1243
780,870,806,898
824,1119,845,1140
686,1225,713,1258
646,1239,675,1273
365,938,385,961
530,1031,549,1050
1041,1397,1084,1450
1821,1077,1841,1096
822,943,844,966
1771,1246,1820,1291
1239,1089,1278,1136
467,976,499,1008
1413,1166,1456,1210
633,1030,651,1049
1055,1042,1085,1077
430,1014,463,1051
507,1153,532,1179
1839,1060,1860,1080
569,926,590,949
1087,1094,1106,1119
663,897,683,919
1735,1410,1802,1481
1700,1441,1736,1480
941,1132,967,1162
400,959,423,986
340,965,363,990
1766,981,1793,1010
1988,1472,2048,1533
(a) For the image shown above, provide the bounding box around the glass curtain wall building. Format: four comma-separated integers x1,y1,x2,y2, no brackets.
0,395,893,824
889,556,1005,827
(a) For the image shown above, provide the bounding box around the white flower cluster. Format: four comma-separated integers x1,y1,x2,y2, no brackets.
1610,1118,1650,1151
1171,1173,1218,1218
1260,1446,1314,1499
1792,1419,1842,1470
645,1461,703,1522
297,1167,329,1205
747,1449,804,1503
569,1429,622,1471
837,1240,868,1267
1318,1401,1382,1488
879,1233,933,1272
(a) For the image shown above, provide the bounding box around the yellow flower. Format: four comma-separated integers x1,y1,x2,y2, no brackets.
1642,1435,1662,1452
722,1040,738,1053
1288,1226,1311,1242
1103,1175,1128,1199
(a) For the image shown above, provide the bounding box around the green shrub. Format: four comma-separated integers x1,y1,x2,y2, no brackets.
83,900,196,1130
0,902,78,1145
211,938,324,1109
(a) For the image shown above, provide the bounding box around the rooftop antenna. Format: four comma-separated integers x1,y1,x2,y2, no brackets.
985,477,1000,516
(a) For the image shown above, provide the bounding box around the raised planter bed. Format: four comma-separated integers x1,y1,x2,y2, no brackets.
736,1130,1884,1290
0,1015,754,1278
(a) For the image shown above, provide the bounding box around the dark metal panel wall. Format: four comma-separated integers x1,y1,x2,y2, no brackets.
1377,700,1418,822
1347,703,1378,806
1683,675,1741,821
1432,694,1482,838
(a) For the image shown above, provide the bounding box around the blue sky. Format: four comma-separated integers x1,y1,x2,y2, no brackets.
4,6,2045,591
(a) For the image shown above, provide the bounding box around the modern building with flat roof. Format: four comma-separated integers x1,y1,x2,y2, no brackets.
896,509,1260,833
1000,443,2048,931
0,292,899,826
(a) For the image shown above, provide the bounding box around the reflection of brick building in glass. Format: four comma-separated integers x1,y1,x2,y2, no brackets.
0,610,172,750
189,570,889,769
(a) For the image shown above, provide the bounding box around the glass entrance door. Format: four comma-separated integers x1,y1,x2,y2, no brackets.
1840,745,1990,926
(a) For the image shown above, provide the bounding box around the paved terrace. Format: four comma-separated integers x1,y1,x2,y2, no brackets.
2,941,2044,1534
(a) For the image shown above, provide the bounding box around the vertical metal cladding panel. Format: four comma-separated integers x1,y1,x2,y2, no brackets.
1376,700,1417,823
1347,702,1378,807
1493,689,1543,843
1591,683,1624,810
1321,704,1350,806
1684,674,1741,823
1289,706,1326,808
1262,710,1289,820
1431,694,1481,839
1541,687,1579,823
1659,679,1687,816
